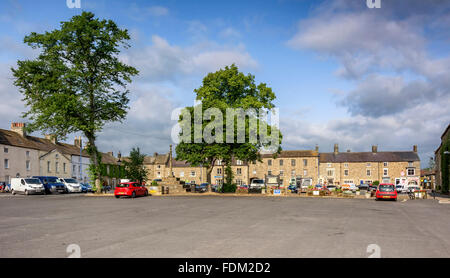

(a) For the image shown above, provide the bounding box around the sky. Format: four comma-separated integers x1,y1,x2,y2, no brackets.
0,0,449,168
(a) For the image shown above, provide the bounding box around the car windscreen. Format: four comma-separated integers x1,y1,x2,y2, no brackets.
64,179,78,183
25,179,41,185
46,177,58,183
116,184,130,187
379,185,395,192
253,180,264,184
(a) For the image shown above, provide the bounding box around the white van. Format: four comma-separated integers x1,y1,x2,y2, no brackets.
11,178,45,195
59,178,82,193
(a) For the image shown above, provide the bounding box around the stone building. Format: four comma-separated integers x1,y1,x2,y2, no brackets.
420,169,436,190
0,123,90,183
319,144,421,187
211,158,249,186
435,123,450,192
249,150,319,186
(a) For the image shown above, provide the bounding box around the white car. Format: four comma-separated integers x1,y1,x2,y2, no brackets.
59,178,82,193
11,178,45,195
250,179,265,189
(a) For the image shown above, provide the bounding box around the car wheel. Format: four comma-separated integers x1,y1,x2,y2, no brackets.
115,195,120,199
11,189,16,195
132,191,136,198
144,190,148,197
25,189,28,196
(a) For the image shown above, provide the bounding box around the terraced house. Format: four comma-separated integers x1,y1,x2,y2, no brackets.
319,144,421,187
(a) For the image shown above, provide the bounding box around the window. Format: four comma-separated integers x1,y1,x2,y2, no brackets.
279,170,284,176
180,171,184,177
279,159,283,166
190,171,196,177
26,160,30,171
4,159,9,169
157,172,161,177
303,170,308,176
55,162,59,173
344,180,354,184
291,159,296,166
383,168,388,176
407,168,415,176
236,160,243,165
236,179,243,186
344,169,349,176
303,159,308,167
268,170,272,176
291,170,295,177
383,162,388,167
408,161,413,167
217,168,222,175
217,160,222,166
63,163,66,173
26,151,30,157
73,165,76,174
327,169,334,176
367,163,371,167
344,163,348,168
236,168,242,175
55,154,59,159
268,159,272,166
367,169,371,176
4,147,8,153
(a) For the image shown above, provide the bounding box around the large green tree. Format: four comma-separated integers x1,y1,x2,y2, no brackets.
123,147,148,184
11,12,138,190
176,64,282,190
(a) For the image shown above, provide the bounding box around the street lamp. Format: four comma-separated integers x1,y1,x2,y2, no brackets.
117,151,122,186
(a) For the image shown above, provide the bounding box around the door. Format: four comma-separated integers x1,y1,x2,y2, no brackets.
20,179,26,193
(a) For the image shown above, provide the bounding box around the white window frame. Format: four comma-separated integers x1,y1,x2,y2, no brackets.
4,159,9,169
383,168,388,177
344,169,349,176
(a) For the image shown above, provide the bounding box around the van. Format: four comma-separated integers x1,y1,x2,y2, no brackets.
11,178,45,195
59,178,82,193
32,176,66,194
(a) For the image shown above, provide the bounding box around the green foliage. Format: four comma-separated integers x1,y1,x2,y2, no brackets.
441,138,450,194
11,12,138,182
151,180,158,186
176,64,282,184
373,180,380,186
225,165,234,185
222,183,237,193
123,147,148,184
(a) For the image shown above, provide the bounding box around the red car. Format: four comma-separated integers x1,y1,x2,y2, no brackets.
114,182,148,198
375,183,397,201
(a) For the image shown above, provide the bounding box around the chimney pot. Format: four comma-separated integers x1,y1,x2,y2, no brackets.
315,144,319,152
413,145,418,153
45,134,57,144
372,145,378,153
10,122,26,137
334,144,339,154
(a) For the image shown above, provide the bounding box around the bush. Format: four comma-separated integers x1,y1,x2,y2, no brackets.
151,180,158,186
373,181,380,186
222,183,237,193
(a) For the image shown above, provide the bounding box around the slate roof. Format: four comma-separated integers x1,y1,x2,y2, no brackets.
0,128,89,157
319,151,420,163
261,150,318,158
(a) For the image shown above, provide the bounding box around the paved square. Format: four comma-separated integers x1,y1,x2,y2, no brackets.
0,194,449,257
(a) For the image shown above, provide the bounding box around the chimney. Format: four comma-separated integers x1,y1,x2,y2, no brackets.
315,145,319,152
11,122,26,137
413,145,418,153
74,136,82,148
154,152,158,157
45,134,57,144
334,144,339,155
372,145,378,153
347,149,351,153
107,151,114,157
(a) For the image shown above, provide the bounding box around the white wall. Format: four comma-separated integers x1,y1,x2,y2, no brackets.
71,155,91,183
0,144,40,183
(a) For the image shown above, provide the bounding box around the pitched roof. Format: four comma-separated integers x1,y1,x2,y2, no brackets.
0,128,89,157
319,151,420,163
261,150,318,158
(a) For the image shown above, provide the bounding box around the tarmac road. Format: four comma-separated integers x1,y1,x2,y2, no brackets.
0,193,449,258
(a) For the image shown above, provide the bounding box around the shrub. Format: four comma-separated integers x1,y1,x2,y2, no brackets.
373,181,380,186
222,183,237,193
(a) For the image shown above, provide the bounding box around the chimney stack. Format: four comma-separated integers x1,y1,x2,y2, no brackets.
333,144,339,155
372,145,378,153
107,151,114,157
154,152,158,157
74,136,82,148
45,134,57,144
347,149,351,153
413,145,418,153
11,122,26,137
315,145,319,152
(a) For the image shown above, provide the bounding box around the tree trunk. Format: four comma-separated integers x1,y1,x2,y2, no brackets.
86,134,102,194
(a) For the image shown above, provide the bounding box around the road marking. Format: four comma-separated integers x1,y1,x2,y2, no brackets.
401,199,407,203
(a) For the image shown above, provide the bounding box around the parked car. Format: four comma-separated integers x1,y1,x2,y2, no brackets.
238,184,249,190
250,179,265,189
341,183,357,192
0,182,6,192
395,184,405,193
326,185,337,191
406,186,421,193
375,183,397,201
288,184,298,193
11,178,45,195
195,183,208,193
114,182,148,198
59,178,82,193
369,184,378,192
80,183,93,193
314,184,323,190
358,183,370,191
33,176,66,194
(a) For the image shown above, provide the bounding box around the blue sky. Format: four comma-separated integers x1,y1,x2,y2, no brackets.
1,0,449,167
